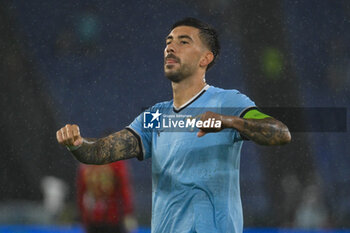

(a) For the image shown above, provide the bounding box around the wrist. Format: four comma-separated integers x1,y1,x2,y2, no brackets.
66,144,81,151
221,115,240,129
66,138,84,151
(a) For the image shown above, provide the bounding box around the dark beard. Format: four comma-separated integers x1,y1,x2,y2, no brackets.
165,69,185,83
164,64,192,83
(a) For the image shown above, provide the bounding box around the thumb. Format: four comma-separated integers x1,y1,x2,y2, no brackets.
197,130,206,137
73,137,83,146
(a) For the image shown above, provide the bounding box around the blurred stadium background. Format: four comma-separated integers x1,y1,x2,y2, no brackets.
0,0,349,232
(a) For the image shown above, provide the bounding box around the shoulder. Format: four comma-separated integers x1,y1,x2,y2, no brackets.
110,161,127,172
110,160,125,167
207,85,256,112
208,85,250,100
149,100,172,111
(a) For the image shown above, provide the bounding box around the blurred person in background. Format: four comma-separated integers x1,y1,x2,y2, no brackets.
41,176,69,222
77,160,138,233
294,184,330,229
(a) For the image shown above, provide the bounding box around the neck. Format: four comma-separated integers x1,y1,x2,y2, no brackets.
172,74,207,109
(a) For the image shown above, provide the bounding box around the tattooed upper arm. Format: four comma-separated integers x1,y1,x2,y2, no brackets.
71,128,142,164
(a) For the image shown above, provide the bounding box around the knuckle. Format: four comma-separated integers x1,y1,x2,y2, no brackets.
73,124,80,132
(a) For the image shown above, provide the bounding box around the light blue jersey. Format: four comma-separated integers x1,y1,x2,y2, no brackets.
128,85,255,233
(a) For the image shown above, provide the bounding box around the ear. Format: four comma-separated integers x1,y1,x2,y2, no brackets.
199,51,214,68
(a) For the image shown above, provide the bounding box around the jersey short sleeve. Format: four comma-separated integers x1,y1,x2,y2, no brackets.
222,90,256,117
221,90,256,141
127,111,152,161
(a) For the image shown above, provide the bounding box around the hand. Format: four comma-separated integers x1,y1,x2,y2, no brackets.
123,214,138,233
56,124,83,147
197,111,224,137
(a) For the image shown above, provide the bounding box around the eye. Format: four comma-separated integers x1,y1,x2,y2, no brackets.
180,41,189,44
166,41,171,45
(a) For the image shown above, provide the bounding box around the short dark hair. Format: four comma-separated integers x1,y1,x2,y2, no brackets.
171,17,220,70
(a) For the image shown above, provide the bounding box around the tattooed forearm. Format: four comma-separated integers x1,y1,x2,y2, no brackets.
239,118,291,145
71,129,141,164
222,116,291,145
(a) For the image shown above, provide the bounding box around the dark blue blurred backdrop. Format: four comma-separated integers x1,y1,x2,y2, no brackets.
1,0,349,229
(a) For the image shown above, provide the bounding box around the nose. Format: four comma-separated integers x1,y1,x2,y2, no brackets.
165,43,175,54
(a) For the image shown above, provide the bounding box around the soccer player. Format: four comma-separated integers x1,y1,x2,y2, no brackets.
77,161,137,233
57,18,291,233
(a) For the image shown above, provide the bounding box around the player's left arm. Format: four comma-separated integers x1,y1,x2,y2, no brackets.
197,109,291,146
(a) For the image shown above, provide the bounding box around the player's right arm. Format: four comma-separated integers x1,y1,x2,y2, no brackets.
56,124,141,164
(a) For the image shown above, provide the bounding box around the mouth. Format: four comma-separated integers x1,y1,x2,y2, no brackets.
165,59,178,64
165,54,180,65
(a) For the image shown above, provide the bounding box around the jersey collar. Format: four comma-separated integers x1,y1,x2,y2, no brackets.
173,84,210,113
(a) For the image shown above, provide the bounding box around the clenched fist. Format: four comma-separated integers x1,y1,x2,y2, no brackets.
197,111,225,137
56,124,83,148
